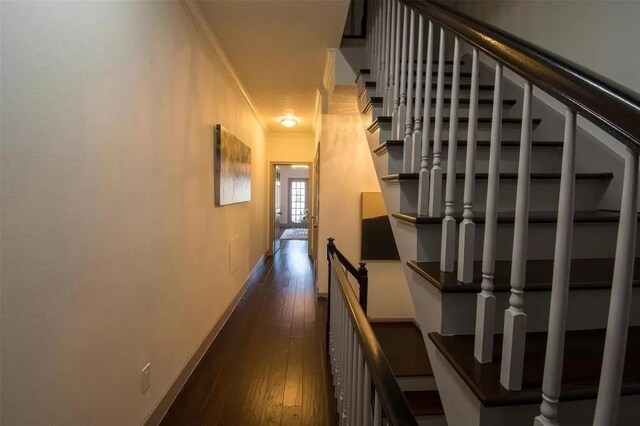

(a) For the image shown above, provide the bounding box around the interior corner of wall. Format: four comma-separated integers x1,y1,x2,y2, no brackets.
322,49,337,99
334,49,357,85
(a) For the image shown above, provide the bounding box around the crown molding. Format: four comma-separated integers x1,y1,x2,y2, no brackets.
178,0,267,132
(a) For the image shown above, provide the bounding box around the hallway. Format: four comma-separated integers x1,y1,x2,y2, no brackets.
161,240,336,425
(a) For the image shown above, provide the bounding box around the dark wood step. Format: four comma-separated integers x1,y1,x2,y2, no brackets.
361,81,495,95
371,321,433,378
372,139,562,155
359,61,457,75
368,116,542,133
407,258,640,293
381,172,612,184
360,69,472,79
367,96,516,108
392,209,622,225
428,327,640,406
404,390,445,417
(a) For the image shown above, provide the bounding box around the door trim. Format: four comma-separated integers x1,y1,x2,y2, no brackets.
267,162,313,256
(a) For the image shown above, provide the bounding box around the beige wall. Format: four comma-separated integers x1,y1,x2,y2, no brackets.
317,88,415,319
1,1,267,424
267,132,316,164
456,0,640,93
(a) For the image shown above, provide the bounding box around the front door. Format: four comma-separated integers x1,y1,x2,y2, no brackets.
288,178,309,226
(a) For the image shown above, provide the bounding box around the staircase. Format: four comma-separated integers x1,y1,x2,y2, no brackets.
353,0,640,425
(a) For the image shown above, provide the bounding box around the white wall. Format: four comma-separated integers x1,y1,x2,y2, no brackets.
278,166,310,225
1,2,267,424
456,0,640,93
317,86,415,319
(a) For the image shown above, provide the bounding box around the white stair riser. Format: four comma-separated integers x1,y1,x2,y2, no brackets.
440,287,640,336
367,102,515,123
384,146,563,174
435,123,535,141
361,87,495,103
358,74,471,91
403,220,636,262
387,177,608,213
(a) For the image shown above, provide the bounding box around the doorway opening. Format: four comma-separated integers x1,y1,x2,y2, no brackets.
271,163,312,256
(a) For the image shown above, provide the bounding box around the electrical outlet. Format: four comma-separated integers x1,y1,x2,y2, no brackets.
141,363,151,393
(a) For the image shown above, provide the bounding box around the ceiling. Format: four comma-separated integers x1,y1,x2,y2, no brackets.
197,0,350,133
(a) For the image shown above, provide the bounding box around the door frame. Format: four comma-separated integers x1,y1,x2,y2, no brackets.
268,162,314,256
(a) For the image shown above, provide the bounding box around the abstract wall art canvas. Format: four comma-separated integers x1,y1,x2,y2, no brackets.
214,125,251,206
361,192,399,260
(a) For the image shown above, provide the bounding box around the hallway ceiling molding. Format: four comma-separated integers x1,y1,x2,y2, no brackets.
197,0,349,133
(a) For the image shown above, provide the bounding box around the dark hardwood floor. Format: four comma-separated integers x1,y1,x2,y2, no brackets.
161,240,337,425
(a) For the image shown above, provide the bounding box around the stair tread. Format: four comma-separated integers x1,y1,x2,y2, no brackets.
392,209,623,225
361,70,472,79
428,327,640,406
404,390,445,417
407,258,640,293
367,96,516,106
372,139,563,155
363,80,492,89
381,172,613,182
361,81,495,94
368,116,541,132
371,321,433,378
359,61,457,76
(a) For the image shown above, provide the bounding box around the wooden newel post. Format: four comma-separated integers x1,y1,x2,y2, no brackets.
358,262,369,314
326,237,336,349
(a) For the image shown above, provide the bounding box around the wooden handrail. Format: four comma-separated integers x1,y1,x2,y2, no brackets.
327,238,369,313
328,249,417,425
402,0,640,152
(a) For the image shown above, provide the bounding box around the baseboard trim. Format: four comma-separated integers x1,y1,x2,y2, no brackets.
143,254,267,426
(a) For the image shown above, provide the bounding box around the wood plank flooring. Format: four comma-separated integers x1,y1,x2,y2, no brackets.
161,240,337,426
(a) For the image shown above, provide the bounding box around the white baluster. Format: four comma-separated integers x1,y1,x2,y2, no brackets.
363,365,372,425
347,323,358,425
350,334,358,426
533,108,576,426
417,20,434,216
373,391,382,426
391,2,401,130
369,2,375,84
375,1,383,95
403,10,415,172
429,28,446,217
593,148,639,425
341,312,349,423
475,63,503,363
356,345,364,425
412,15,425,173
376,2,388,95
383,0,394,115
457,48,480,283
396,5,409,140
440,36,461,272
500,81,533,391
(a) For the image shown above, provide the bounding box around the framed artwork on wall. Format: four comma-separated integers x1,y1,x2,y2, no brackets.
361,192,399,260
214,125,251,206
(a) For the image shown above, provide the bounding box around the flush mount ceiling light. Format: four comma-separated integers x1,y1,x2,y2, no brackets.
280,116,298,128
